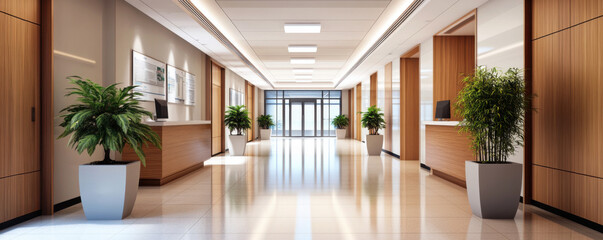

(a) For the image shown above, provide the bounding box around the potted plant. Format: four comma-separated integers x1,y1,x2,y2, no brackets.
57,76,161,220
332,114,349,139
456,67,528,219
361,105,386,155
257,114,274,140
224,105,251,155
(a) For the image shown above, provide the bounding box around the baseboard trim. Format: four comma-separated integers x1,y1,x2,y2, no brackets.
139,161,205,186
54,196,82,213
420,163,431,171
432,169,466,188
531,200,603,233
381,149,400,158
0,210,41,231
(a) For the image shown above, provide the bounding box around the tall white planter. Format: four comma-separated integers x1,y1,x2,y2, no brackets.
229,135,247,156
260,129,271,140
336,129,346,139
79,161,140,220
365,134,383,155
465,161,522,219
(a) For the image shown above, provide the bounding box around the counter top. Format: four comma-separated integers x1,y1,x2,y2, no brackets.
144,120,211,126
423,121,460,126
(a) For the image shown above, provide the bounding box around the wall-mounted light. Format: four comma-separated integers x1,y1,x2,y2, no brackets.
284,23,321,33
288,45,317,53
290,58,315,64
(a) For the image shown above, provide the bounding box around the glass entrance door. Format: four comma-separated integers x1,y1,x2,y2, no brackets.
288,100,316,137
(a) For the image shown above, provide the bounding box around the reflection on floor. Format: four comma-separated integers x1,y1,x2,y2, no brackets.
1,138,602,239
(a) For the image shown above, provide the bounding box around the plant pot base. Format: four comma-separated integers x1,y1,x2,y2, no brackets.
336,129,346,139
365,134,383,155
465,161,522,219
260,129,271,140
229,135,247,156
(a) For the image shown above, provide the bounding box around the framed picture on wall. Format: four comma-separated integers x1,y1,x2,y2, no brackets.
167,65,186,104
132,50,166,101
184,72,196,106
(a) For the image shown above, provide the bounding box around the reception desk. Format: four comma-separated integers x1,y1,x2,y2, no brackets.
424,121,473,187
123,120,211,186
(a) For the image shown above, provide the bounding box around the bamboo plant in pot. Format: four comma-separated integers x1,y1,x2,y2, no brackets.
58,76,161,220
332,114,349,139
456,67,528,219
361,105,386,155
257,114,275,140
224,105,252,155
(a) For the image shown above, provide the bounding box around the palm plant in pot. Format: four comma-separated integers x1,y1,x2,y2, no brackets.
361,105,386,155
58,76,161,220
224,105,252,155
456,67,528,219
332,114,349,139
257,114,274,140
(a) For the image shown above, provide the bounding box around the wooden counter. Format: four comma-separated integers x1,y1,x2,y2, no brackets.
424,121,474,187
123,121,211,186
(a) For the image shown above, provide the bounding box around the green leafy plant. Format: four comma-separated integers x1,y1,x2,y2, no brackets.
361,105,386,135
331,114,350,129
57,76,161,166
257,114,275,129
224,105,251,135
456,66,528,163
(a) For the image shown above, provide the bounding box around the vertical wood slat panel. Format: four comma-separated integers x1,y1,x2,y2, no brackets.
570,0,603,26
400,58,420,160
433,36,475,121
0,172,40,222
355,83,362,141
384,63,392,151
211,63,223,155
369,72,377,107
347,89,353,139
0,0,40,24
532,0,570,39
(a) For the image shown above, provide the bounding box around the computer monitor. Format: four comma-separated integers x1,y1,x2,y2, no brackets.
435,100,451,120
154,98,168,121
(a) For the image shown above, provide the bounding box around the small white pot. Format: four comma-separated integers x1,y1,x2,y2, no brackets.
465,161,522,219
260,129,271,140
336,129,346,139
229,135,247,156
79,161,140,220
365,134,383,155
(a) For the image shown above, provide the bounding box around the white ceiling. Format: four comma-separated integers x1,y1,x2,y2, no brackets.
126,0,489,90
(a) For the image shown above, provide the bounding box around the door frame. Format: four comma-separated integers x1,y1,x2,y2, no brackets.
288,99,317,137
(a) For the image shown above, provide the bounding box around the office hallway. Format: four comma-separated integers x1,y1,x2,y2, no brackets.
1,138,602,240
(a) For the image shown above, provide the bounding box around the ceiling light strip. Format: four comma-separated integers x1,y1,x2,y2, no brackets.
334,0,425,88
178,0,274,88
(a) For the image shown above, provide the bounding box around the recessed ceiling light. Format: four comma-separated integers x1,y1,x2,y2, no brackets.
292,68,313,74
284,23,321,33
291,58,315,64
288,45,317,53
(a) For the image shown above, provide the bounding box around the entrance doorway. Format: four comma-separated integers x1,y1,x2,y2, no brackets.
289,100,317,137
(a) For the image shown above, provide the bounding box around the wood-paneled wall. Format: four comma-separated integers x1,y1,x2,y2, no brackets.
433,36,475,121
425,125,474,187
384,63,393,151
347,89,353,138
210,63,225,155
400,58,420,160
355,83,362,141
0,0,42,223
530,0,603,225
369,72,377,106
245,81,254,141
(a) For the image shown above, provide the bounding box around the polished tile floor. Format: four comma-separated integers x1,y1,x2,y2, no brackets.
2,138,603,239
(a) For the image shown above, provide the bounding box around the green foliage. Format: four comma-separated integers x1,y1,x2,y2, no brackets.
224,105,251,135
257,114,275,129
456,66,528,163
57,76,161,166
331,115,350,129
361,105,386,135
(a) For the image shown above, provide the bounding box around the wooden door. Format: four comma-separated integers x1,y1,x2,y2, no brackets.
211,63,223,155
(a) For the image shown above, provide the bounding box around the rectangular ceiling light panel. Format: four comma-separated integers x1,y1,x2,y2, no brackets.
284,23,321,33
292,68,313,74
288,45,318,53
290,58,315,64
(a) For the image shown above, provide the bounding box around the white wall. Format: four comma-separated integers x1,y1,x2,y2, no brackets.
224,69,247,139
391,58,401,155
361,77,370,142
419,38,435,165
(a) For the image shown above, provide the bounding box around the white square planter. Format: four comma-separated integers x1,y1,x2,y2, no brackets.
229,135,247,156
365,134,383,155
465,161,522,219
336,129,346,139
79,161,140,220
260,129,271,140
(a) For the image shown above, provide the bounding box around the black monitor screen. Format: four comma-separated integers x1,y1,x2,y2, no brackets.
435,100,450,119
154,99,168,119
